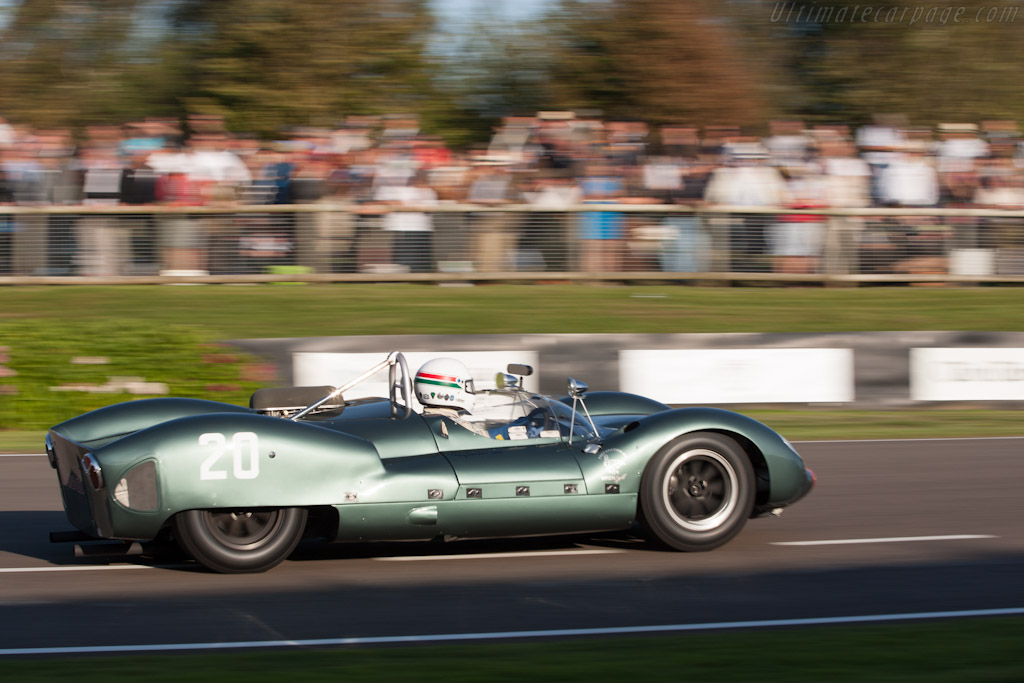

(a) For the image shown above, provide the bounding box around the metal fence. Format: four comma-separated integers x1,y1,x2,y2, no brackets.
2,204,1024,284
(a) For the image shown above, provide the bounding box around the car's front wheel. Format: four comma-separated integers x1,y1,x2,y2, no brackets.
173,507,307,573
640,432,754,551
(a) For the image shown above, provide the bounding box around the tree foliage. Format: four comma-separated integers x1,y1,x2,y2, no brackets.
165,0,434,135
0,0,167,127
542,0,776,126
819,0,1024,123
1,0,1023,140
0,0,436,135
740,0,1024,125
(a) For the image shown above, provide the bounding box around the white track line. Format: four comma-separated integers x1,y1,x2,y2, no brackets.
0,551,616,573
773,534,997,547
374,549,624,562
0,536,994,573
2,607,1023,656
0,564,175,574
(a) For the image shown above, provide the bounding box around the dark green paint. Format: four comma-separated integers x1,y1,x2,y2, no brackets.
49,388,813,547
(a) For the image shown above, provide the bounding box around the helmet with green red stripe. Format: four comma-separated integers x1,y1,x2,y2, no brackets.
415,357,475,411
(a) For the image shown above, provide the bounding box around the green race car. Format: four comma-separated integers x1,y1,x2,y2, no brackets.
47,352,815,573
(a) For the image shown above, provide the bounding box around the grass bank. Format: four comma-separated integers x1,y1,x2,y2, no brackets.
4,617,1023,681
2,284,1023,337
3,284,1023,448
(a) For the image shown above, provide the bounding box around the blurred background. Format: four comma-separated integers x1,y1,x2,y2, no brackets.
3,0,1024,280
4,0,1024,428
5,0,1024,139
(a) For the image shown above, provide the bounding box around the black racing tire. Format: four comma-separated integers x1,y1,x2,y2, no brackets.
173,507,307,573
639,432,755,552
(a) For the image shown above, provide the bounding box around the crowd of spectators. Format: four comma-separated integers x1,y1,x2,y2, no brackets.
2,111,1024,276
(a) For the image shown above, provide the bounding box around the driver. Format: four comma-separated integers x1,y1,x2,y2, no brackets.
414,358,489,436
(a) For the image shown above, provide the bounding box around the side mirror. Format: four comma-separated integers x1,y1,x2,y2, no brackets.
567,378,589,398
507,363,533,377
495,372,519,389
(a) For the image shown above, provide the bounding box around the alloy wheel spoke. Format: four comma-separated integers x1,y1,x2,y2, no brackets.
692,458,716,481
670,489,699,516
698,495,719,515
240,516,261,537
228,516,248,537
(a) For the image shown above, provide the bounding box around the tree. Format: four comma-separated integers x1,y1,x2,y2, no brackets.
0,0,171,128
542,0,777,126
754,0,1024,124
165,0,435,136
0,0,438,136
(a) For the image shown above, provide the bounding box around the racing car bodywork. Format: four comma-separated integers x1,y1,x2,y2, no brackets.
48,352,814,573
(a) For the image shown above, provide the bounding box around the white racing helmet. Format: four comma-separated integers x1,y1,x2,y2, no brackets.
415,357,475,411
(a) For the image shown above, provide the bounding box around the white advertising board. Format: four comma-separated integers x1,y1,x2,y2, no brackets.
911,347,1024,401
619,349,854,404
293,351,540,407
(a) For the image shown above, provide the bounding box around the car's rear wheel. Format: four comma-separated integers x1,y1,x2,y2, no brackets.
640,432,754,551
173,507,307,573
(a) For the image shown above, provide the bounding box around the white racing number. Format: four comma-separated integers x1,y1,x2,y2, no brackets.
199,432,260,481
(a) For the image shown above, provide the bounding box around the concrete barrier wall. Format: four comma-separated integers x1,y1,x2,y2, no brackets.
230,332,1024,407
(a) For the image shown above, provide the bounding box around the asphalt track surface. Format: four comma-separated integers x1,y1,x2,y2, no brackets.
1,437,1023,655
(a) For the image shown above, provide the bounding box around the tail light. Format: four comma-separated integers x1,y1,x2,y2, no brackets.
79,453,104,490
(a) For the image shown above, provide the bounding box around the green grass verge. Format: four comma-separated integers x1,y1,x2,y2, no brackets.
2,284,1023,444
2,284,1023,336
5,618,1023,681
0,430,44,453
0,320,267,431
744,409,1024,440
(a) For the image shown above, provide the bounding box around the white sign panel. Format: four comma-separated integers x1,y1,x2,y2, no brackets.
911,348,1024,401
619,349,854,404
293,351,540,407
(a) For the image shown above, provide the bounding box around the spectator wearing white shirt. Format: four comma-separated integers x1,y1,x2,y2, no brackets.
770,161,828,274
704,143,788,272
764,120,810,170
77,146,128,275
856,115,907,204
877,142,951,275
820,138,872,273
522,175,581,271
0,116,15,149
878,143,939,208
373,175,437,273
936,123,988,174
